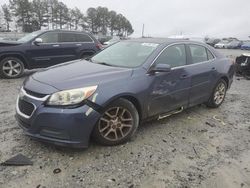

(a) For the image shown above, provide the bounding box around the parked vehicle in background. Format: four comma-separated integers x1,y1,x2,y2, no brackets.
0,30,102,79
235,53,250,79
205,38,221,47
103,36,121,47
241,41,250,50
95,35,112,45
15,38,234,148
226,40,242,49
214,40,230,48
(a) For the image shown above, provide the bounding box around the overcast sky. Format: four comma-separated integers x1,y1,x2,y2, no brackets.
1,0,250,39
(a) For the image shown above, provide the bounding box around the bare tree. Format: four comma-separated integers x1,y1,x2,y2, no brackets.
2,4,12,31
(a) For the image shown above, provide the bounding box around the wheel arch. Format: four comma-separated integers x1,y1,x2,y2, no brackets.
0,53,29,69
220,76,229,89
101,94,143,121
79,50,96,58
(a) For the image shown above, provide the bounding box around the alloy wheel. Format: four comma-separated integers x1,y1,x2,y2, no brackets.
214,82,226,105
98,107,133,141
2,60,22,77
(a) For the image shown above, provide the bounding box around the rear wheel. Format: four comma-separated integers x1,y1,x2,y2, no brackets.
92,98,139,146
0,57,24,79
206,79,227,108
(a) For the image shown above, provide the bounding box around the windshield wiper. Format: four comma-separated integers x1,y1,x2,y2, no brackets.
97,62,114,66
90,58,121,67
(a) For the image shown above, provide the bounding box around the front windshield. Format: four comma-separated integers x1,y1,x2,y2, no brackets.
18,30,44,42
91,41,159,68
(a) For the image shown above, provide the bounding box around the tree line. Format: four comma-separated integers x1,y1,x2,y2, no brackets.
0,0,134,37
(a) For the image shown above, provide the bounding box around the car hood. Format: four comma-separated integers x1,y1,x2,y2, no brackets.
0,40,22,47
31,60,133,91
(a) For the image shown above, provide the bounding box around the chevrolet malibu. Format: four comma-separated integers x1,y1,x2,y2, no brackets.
15,38,234,148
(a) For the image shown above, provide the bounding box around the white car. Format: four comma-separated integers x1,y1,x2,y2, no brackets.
214,40,230,48
103,36,121,47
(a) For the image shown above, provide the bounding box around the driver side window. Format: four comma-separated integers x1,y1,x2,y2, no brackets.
155,44,186,68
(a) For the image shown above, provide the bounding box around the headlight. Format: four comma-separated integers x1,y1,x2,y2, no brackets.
47,86,97,106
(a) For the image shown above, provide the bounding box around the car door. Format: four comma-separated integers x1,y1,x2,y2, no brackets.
74,33,97,58
58,32,79,61
27,31,64,68
186,44,217,106
148,44,191,117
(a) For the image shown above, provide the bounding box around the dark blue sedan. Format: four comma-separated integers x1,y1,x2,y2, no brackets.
15,38,234,148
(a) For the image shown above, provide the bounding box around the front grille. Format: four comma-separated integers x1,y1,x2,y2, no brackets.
18,99,35,116
24,88,47,98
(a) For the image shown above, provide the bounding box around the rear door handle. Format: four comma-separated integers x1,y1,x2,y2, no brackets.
212,67,216,70
76,44,82,46
52,44,60,47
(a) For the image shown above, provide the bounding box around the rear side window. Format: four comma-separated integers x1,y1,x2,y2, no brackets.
189,44,208,63
155,44,186,68
60,33,76,42
76,34,93,42
39,32,59,43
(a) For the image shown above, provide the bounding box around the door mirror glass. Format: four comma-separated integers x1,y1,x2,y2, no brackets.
34,38,43,45
150,64,171,73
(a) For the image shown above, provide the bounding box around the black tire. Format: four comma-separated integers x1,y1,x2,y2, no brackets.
0,57,24,79
206,79,227,108
92,98,139,146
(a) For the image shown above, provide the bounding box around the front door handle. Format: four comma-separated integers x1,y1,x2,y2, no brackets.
212,67,216,71
52,44,60,47
76,44,82,46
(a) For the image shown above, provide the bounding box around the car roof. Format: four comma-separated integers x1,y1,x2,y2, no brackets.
125,37,204,45
44,29,91,35
126,37,224,59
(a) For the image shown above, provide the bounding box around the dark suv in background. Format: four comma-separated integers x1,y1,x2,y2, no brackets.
0,30,102,78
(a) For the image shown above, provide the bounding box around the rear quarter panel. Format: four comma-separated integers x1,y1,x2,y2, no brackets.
213,57,234,88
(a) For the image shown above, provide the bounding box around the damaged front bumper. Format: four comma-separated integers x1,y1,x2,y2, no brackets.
15,88,101,148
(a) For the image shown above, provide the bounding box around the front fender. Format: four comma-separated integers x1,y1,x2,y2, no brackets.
0,51,30,68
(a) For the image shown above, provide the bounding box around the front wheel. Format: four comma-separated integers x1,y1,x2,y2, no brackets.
92,98,139,146
206,79,227,108
0,57,24,79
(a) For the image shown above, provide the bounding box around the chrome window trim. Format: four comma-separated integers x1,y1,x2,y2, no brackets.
33,32,94,45
171,59,214,70
148,42,217,71
16,96,36,119
32,41,95,45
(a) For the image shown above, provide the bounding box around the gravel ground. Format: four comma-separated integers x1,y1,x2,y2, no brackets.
0,49,250,188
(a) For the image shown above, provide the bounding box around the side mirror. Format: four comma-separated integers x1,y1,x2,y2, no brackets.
149,64,171,74
34,38,43,45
